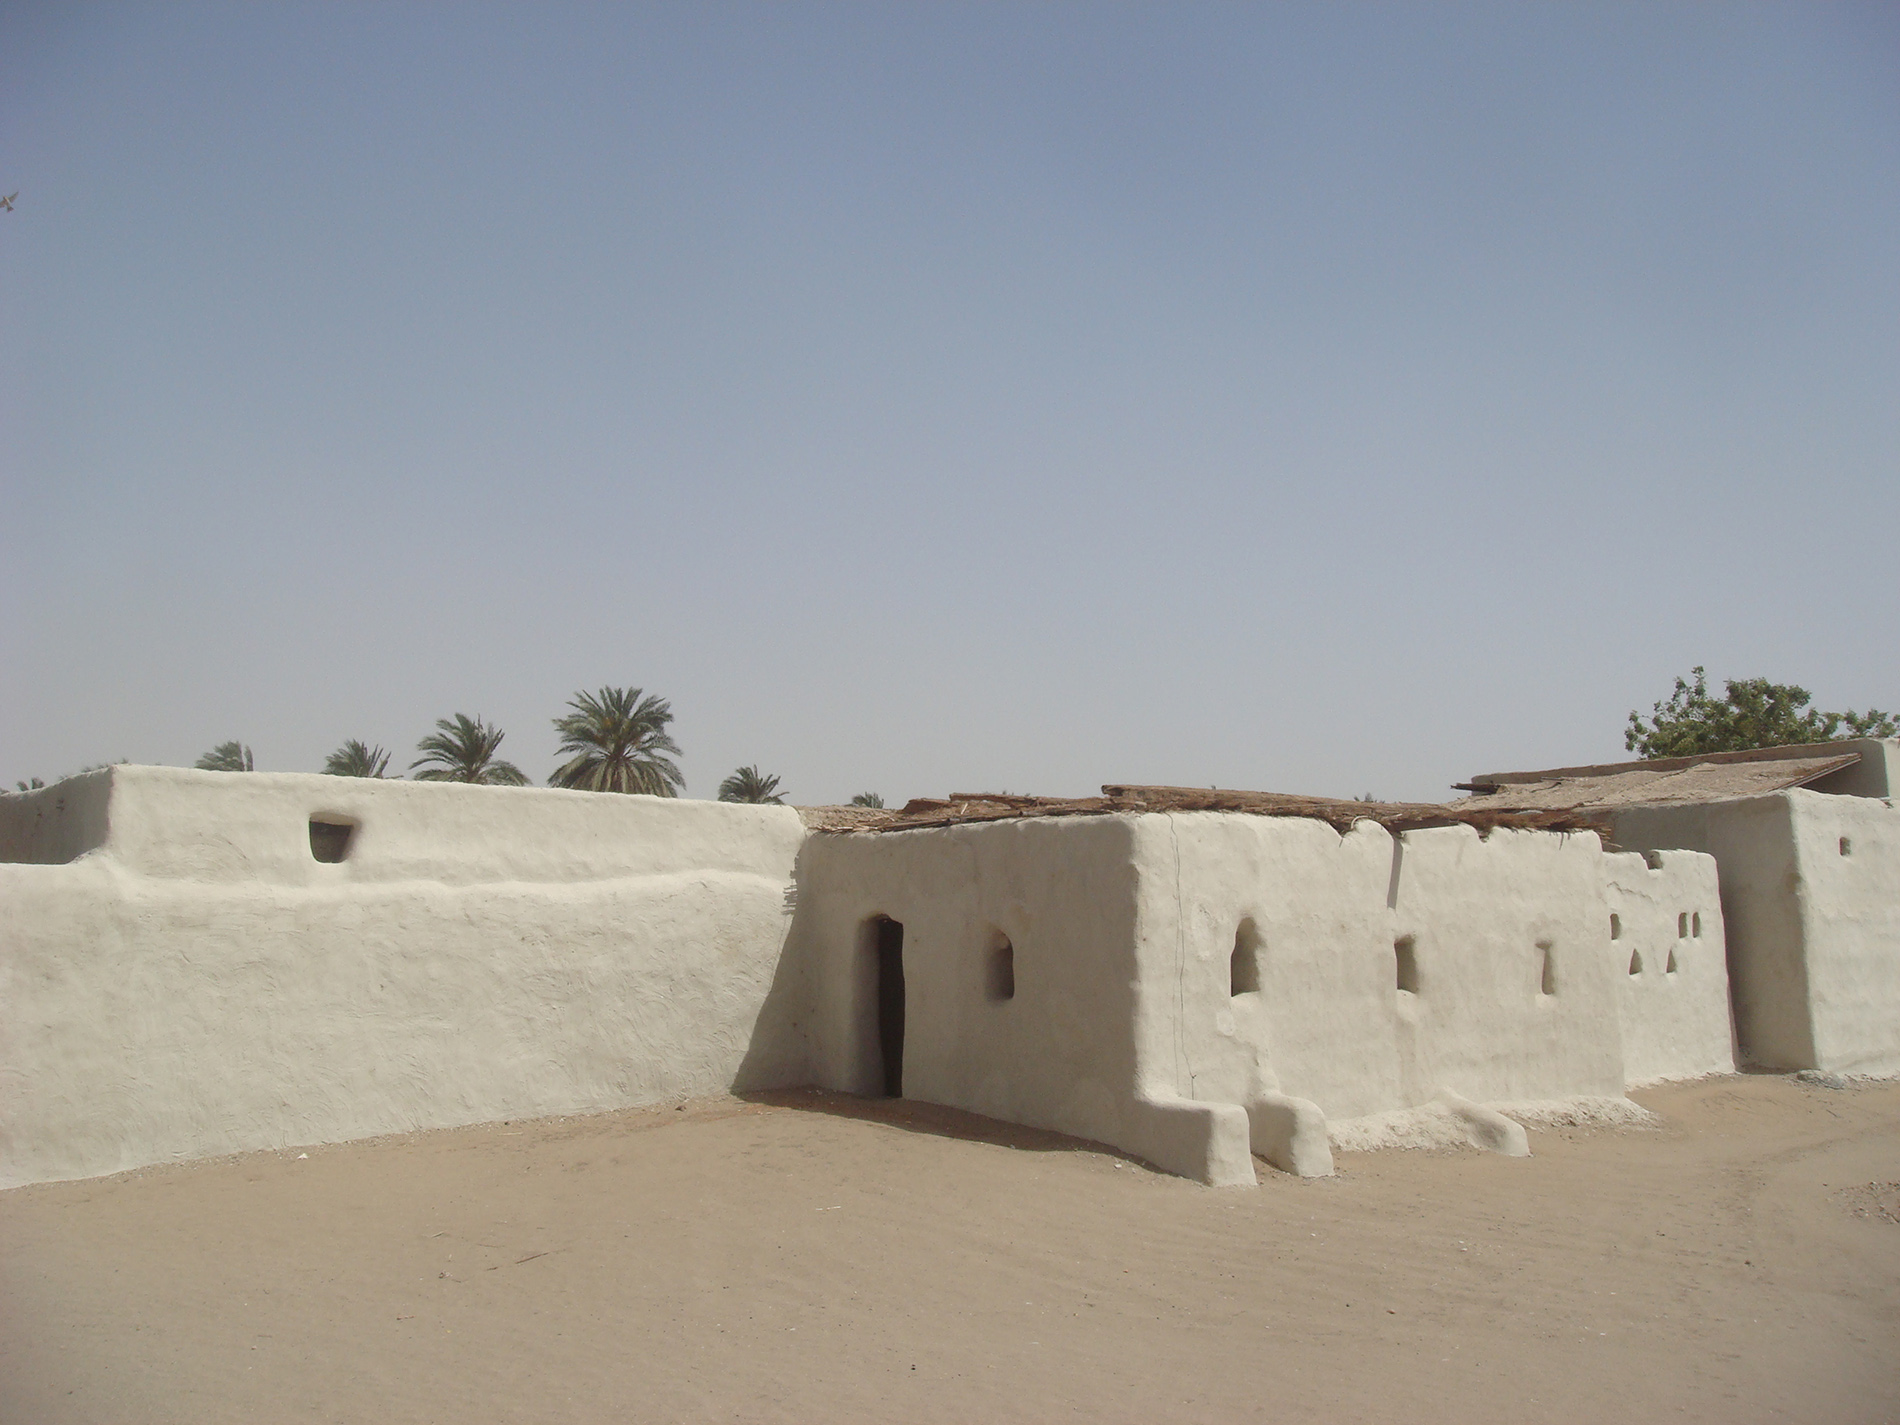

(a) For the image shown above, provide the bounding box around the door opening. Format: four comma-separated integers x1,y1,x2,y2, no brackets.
875,917,906,1098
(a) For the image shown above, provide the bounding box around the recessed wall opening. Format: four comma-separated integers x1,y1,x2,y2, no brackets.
1628,950,1644,976
1692,911,1702,937
988,932,1016,1002
1231,920,1262,996
308,816,357,863
1666,948,1678,974
1677,912,1689,938
1642,851,1664,871
1840,836,1853,857
873,917,906,1098
1538,940,1556,996
1394,935,1419,995
1609,913,1622,940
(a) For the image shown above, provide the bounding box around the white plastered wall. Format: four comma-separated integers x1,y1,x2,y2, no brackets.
785,815,1156,1167
1132,816,1635,1124
1123,813,1394,1120
1613,789,1900,1076
1804,738,1899,799
0,766,806,1189
1786,792,1900,1076
792,811,1670,1185
1613,796,1811,1069
1602,850,1735,1086
1385,824,1628,1104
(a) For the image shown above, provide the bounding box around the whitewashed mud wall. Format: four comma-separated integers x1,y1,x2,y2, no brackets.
1615,789,1900,1077
3,767,1763,1194
1384,824,1628,1104
1602,850,1734,1086
1124,813,1394,1171
0,767,806,1190
786,816,1167,1166
791,812,1734,1186
1127,818,1636,1139
1793,793,1900,1076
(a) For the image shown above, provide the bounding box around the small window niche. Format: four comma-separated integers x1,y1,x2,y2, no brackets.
1395,935,1420,996
1609,913,1622,941
1538,940,1556,996
1692,911,1702,938
1666,947,1679,975
1677,912,1690,938
1231,919,1263,996
309,815,357,864
1628,949,1644,976
987,932,1016,1002
1840,836,1853,857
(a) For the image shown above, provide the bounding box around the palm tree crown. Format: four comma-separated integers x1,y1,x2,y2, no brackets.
718,765,784,804
849,792,885,808
324,740,391,778
196,741,254,772
410,715,528,785
549,686,683,795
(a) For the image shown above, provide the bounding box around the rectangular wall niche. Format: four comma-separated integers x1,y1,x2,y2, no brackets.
308,816,357,863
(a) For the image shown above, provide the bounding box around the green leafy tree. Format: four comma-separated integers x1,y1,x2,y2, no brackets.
1626,667,1898,759
549,686,683,795
196,741,254,772
323,740,391,778
410,714,528,785
849,791,885,808
719,765,784,804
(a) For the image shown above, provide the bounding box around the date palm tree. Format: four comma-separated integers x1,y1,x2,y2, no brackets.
410,714,527,785
718,765,784,804
196,741,254,772
323,740,391,778
849,792,885,808
549,686,683,795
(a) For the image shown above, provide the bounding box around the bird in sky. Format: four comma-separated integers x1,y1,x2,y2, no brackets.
0,193,16,211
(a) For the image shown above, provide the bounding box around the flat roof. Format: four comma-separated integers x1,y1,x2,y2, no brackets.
1451,743,1860,813
800,785,1610,838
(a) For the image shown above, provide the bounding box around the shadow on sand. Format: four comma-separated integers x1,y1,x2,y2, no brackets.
738,1087,1151,1167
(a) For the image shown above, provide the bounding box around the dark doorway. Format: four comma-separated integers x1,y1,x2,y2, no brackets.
875,917,906,1098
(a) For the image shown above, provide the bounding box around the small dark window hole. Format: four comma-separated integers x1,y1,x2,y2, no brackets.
1538,941,1556,996
1628,950,1644,976
309,817,356,863
1666,948,1678,974
1231,920,1262,996
1609,913,1622,941
1677,912,1689,938
1395,936,1419,995
1692,911,1702,937
1840,836,1852,857
988,935,1016,1002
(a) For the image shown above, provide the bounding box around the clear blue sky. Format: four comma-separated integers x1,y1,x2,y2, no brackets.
3,3,1895,803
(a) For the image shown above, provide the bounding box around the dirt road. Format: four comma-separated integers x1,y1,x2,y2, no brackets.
3,1074,1896,1423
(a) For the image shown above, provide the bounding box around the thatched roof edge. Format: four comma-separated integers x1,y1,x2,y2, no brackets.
798,785,1610,839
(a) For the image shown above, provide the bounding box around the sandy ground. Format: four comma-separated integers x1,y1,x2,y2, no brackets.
3,1074,1897,1424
